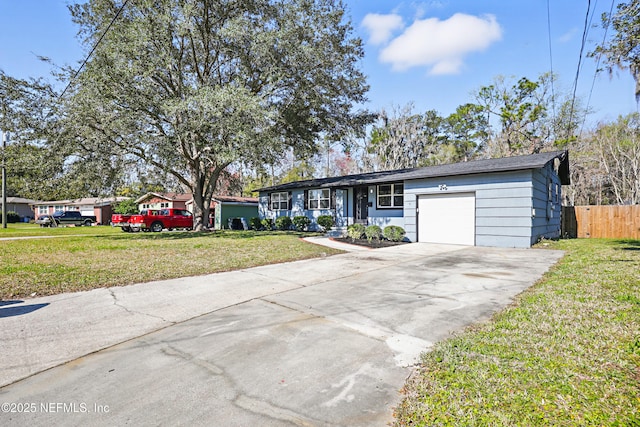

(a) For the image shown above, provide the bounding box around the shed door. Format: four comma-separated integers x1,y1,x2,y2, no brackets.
418,193,475,245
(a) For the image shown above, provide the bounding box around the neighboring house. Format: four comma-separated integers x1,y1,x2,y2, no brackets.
185,195,259,229
1,197,40,221
257,151,570,248
136,192,191,211
31,197,130,225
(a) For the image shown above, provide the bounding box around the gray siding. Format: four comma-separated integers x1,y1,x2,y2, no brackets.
366,185,404,228
405,171,535,248
259,189,348,230
531,165,562,244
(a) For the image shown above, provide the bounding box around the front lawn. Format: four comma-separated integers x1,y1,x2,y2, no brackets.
0,225,342,299
394,238,640,426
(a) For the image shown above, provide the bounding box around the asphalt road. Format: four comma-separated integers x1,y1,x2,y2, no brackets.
0,239,563,426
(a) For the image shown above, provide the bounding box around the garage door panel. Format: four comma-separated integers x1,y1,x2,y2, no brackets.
418,193,475,245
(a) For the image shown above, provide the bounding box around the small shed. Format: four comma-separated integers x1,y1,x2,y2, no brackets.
210,196,259,230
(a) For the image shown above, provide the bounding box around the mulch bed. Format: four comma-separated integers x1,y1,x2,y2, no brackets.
331,237,409,249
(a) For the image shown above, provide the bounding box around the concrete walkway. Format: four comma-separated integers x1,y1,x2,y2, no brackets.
0,242,563,426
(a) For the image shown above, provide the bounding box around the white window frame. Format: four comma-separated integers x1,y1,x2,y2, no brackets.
38,206,48,215
308,189,330,210
377,183,404,208
270,192,289,211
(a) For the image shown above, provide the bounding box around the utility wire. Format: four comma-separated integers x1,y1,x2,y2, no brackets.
568,0,594,141
546,0,557,125
58,0,131,100
580,0,616,137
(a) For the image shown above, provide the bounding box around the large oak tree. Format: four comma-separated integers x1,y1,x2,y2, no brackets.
63,0,369,230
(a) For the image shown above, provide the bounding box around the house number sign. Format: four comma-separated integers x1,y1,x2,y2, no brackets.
438,184,448,191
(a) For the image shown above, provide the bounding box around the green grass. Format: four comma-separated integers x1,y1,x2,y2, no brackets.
394,238,640,426
0,222,117,238
0,224,342,299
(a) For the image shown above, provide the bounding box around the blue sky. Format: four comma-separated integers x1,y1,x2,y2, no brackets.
0,0,637,127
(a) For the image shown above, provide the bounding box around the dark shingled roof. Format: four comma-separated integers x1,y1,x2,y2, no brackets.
257,150,570,192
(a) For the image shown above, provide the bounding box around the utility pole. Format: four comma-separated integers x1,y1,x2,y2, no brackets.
1,130,7,229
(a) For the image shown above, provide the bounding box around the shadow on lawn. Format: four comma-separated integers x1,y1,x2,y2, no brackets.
95,230,319,242
613,239,640,251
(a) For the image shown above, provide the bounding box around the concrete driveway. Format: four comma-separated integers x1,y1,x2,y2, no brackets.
0,241,563,426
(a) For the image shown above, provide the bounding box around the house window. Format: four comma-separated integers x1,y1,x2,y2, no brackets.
54,205,64,213
270,192,289,210
160,202,169,208
377,183,404,208
38,206,48,215
308,189,330,210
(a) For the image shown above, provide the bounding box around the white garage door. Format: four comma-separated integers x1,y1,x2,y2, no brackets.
418,193,476,245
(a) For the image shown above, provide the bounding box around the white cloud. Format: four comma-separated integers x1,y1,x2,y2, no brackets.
361,13,404,46
558,28,577,43
377,13,502,75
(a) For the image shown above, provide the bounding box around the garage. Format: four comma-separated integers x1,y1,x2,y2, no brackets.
418,193,476,245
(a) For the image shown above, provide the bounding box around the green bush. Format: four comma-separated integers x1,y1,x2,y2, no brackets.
317,215,334,232
383,225,406,242
2,211,21,223
365,225,382,241
292,215,311,231
275,216,292,231
261,218,274,230
347,223,365,240
113,199,139,214
249,217,262,230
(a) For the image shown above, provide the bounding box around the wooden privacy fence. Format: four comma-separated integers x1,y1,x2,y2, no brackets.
562,205,640,239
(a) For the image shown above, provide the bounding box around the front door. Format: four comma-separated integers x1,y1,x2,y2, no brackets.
354,186,368,225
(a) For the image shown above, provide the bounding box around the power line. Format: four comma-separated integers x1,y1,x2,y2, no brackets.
58,0,131,100
567,0,596,142
580,0,616,137
546,0,557,123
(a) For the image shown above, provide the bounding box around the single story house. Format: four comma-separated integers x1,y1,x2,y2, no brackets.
1,197,40,221
257,151,570,248
185,195,259,229
136,192,192,211
31,197,130,225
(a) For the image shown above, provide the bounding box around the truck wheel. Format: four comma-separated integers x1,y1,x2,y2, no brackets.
122,226,131,232
83,219,93,226
150,222,163,232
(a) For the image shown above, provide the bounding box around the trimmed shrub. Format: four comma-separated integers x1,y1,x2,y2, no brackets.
347,223,365,241
292,215,311,231
383,225,406,242
0,211,21,223
275,216,292,231
317,215,334,232
365,225,383,241
261,218,274,230
249,217,262,231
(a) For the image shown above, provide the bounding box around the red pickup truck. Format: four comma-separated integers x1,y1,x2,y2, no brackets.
111,213,134,232
111,209,193,232
128,208,193,232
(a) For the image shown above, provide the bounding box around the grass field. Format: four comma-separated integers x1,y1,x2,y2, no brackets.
0,224,342,299
394,238,640,426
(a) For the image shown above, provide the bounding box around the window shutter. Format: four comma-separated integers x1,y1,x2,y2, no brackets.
268,193,272,211
330,189,336,210
288,192,292,210
304,190,309,210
